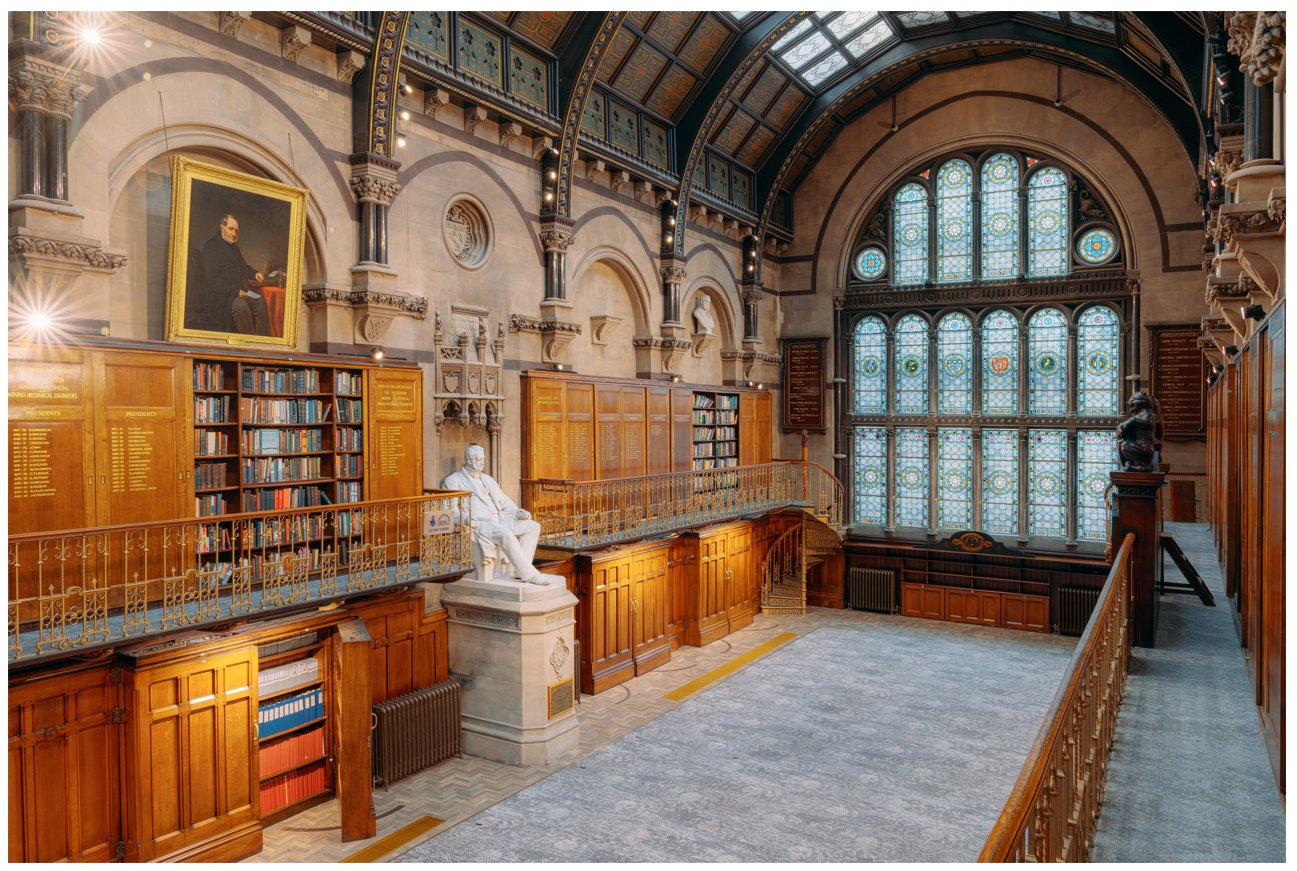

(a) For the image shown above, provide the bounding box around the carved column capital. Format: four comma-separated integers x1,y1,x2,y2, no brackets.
280,25,312,64
499,121,523,149
1247,12,1285,85
348,161,402,206
337,49,365,84
741,286,765,306
538,217,575,253
9,56,87,117
220,11,251,37
659,263,687,285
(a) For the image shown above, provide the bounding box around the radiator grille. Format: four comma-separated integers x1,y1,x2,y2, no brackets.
849,568,896,614
372,679,462,788
1057,586,1101,637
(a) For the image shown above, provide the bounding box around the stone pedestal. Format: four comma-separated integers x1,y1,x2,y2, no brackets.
440,576,580,766
1110,470,1166,648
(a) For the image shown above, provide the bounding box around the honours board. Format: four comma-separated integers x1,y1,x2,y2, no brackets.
781,337,826,433
1149,325,1207,437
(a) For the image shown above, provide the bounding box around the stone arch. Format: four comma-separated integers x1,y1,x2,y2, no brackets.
569,246,653,336
682,276,739,350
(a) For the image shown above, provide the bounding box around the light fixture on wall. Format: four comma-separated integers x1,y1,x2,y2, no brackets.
539,147,559,215
370,348,384,361
400,109,411,121
1242,304,1265,320
395,130,407,148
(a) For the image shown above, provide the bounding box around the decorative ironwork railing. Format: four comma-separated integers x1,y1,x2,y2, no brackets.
521,461,843,551
7,493,474,665
979,532,1135,862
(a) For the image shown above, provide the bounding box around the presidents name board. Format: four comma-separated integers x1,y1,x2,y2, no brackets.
1149,325,1207,438
781,337,827,433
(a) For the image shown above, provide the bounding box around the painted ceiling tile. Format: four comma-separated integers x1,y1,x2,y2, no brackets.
597,29,637,83
457,19,503,89
644,65,697,120
407,12,450,62
677,14,730,74
511,11,572,49
626,11,654,30
642,118,669,169
582,90,606,137
712,108,757,155
486,11,511,21
509,46,548,110
734,60,763,99
613,43,669,102
765,85,805,129
736,125,776,168
647,10,701,52
609,99,639,153
742,65,787,114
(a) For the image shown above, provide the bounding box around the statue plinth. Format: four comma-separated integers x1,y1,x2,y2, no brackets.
1110,469,1166,648
440,576,580,766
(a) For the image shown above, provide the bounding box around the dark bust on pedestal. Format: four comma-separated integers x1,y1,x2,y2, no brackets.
1117,391,1163,472
1111,389,1167,647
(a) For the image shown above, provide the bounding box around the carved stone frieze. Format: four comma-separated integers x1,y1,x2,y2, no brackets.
301,287,428,317
1209,206,1282,246
10,235,127,271
280,26,312,64
220,11,251,37
720,349,780,382
1227,12,1259,58
1248,12,1285,85
741,287,765,306
337,50,365,84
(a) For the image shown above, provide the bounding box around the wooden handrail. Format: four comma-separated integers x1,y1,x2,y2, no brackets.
979,531,1135,862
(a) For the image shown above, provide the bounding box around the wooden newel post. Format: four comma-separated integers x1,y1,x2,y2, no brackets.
800,430,809,501
335,618,376,841
1109,470,1165,647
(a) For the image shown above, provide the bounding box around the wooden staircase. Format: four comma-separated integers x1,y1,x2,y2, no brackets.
760,510,843,616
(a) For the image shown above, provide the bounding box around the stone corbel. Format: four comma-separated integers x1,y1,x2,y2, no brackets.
589,315,623,346
1246,12,1285,85
721,349,781,385
585,158,606,181
499,121,523,150
531,135,556,159
9,233,128,311
660,338,691,373
691,333,715,358
220,11,251,37
424,88,451,119
464,105,489,138
634,181,656,204
280,26,312,63
337,50,365,84
509,313,583,365
610,170,631,195
1197,336,1226,367
1268,187,1285,226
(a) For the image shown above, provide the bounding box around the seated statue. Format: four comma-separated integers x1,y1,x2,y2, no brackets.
692,294,716,336
441,445,553,586
1117,391,1161,472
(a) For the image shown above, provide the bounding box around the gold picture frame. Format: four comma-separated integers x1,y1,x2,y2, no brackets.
165,156,307,348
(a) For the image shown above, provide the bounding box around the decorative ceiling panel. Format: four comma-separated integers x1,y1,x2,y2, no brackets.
511,11,572,49
825,11,877,40
1069,12,1115,34
644,65,697,120
407,12,450,62
712,109,758,155
677,14,731,74
597,29,637,83
742,65,788,114
613,43,669,103
626,11,653,31
804,50,848,86
485,11,510,21
843,19,893,59
765,85,805,129
736,125,776,167
894,11,949,29
781,30,831,69
647,11,700,52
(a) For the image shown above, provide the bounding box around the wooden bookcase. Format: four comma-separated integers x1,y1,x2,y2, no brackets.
255,632,331,822
691,391,739,471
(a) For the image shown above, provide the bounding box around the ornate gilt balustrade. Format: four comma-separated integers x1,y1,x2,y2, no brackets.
521,461,843,551
979,532,1135,862
7,493,474,665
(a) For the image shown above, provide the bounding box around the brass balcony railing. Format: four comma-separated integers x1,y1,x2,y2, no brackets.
979,532,1135,862
521,461,843,550
7,492,474,665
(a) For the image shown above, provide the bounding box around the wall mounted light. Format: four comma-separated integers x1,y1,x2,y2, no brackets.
1243,304,1265,320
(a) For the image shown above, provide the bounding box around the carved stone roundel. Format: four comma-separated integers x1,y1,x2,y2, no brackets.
444,198,491,269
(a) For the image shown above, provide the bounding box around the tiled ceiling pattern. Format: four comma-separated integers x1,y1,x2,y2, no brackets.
645,65,698,119
647,11,700,52
508,11,573,49
613,43,670,103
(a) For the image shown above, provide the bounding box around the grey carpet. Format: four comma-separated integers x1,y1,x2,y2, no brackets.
400,616,1073,863
1092,521,1285,862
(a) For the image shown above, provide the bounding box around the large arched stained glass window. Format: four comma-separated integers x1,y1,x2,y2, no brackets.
937,428,973,529
853,427,887,525
893,183,928,285
1027,429,1068,537
1027,167,1069,276
936,159,973,283
894,428,929,528
852,316,887,414
1077,305,1120,416
981,152,1019,279
1076,430,1117,540
894,314,928,415
981,309,1019,415
981,429,1020,535
1028,307,1068,415
936,312,972,414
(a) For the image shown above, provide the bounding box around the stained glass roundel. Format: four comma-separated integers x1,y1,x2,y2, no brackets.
853,246,887,280
1076,227,1118,264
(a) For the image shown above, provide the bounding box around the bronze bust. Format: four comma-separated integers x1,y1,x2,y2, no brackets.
1117,391,1162,472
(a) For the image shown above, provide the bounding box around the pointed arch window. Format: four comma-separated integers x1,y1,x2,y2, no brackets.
893,314,929,415
1027,307,1068,415
936,312,972,415
980,152,1019,278
980,309,1019,415
1077,305,1120,416
893,183,928,285
852,316,887,414
1027,167,1069,276
935,159,973,283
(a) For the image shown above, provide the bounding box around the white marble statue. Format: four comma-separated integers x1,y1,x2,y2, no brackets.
441,444,553,585
692,294,716,335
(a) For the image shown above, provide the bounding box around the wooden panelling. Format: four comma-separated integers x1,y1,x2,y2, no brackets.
1001,594,1050,632
364,367,423,502
670,387,695,472
351,589,426,705
566,380,596,482
645,385,672,476
574,547,636,694
1259,311,1285,792
944,588,1000,626
901,582,1049,632
595,383,623,480
525,377,567,480
628,544,671,673
902,582,945,620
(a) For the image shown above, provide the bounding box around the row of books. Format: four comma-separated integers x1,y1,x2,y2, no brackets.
334,371,363,395
693,457,739,470
259,656,320,697
242,428,324,455
259,725,325,778
193,362,227,391
336,427,363,451
260,760,329,816
337,454,361,477
196,463,229,490
259,687,325,739
197,493,228,517
693,426,736,442
196,430,231,456
241,485,331,512
336,398,362,423
337,481,363,503
241,456,324,484
693,393,738,410
242,367,320,394
243,547,321,580
197,522,234,554
244,515,325,548
239,398,332,424
692,409,739,426
194,396,231,423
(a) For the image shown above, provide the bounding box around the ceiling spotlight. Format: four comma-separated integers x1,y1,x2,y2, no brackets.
80,27,102,45
370,348,384,361
396,132,407,148
400,109,410,121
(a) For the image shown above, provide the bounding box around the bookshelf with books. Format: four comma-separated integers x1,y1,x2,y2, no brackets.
691,391,740,472
255,631,332,821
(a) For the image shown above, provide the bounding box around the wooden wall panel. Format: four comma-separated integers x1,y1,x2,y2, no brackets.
645,386,672,477
738,393,758,466
755,393,773,464
671,388,694,472
413,608,450,689
524,376,567,480
364,368,423,501
619,386,647,479
628,545,671,673
352,590,421,705
566,381,595,481
1260,312,1285,792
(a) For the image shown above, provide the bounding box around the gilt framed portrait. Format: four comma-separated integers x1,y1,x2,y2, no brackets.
165,156,307,348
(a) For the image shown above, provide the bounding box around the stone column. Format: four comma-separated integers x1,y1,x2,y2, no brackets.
10,54,86,204
1110,469,1166,647
660,258,686,327
539,217,574,303
741,285,763,343
349,155,401,266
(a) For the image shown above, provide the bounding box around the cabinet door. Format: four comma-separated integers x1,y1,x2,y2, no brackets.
725,526,754,631
8,665,120,863
645,387,672,477
629,545,670,673
130,648,258,861
364,368,422,501
584,555,634,692
1260,315,1285,790
691,532,729,646
666,538,695,649
670,388,694,473
413,608,450,689
354,593,418,704
755,393,773,464
738,393,757,466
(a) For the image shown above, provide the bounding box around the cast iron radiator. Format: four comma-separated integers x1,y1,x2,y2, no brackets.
372,679,461,788
1056,586,1101,637
848,567,896,614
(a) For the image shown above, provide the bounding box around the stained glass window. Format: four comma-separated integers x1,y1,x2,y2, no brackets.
893,183,928,285
1076,227,1117,265
1027,429,1067,537
852,316,887,414
937,428,973,529
935,159,973,283
853,427,888,525
853,246,887,280
1077,305,1120,416
894,314,929,415
981,152,1019,279
981,309,1019,415
1027,167,1069,276
936,312,972,415
894,428,929,529
1027,307,1068,415
1076,430,1117,541
981,429,1020,535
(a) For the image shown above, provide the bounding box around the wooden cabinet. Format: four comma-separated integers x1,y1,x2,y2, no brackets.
574,545,637,694
900,582,1050,632
8,664,121,863
350,587,448,705
628,544,671,674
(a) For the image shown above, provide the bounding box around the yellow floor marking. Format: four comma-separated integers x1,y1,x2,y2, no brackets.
341,814,445,863
663,632,798,701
